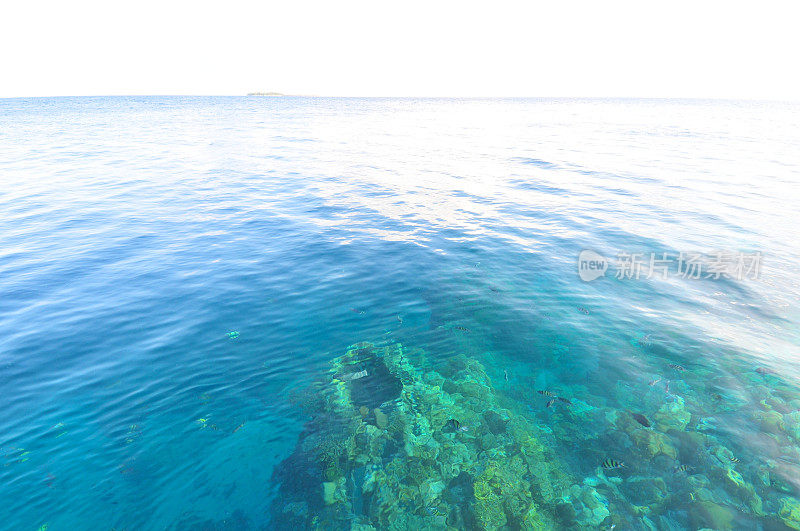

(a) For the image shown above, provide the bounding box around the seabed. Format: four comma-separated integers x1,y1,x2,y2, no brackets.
270,342,800,530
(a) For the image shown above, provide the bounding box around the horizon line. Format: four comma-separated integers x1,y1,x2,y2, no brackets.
1,94,799,104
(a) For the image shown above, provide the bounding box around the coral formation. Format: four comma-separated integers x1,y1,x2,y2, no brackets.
271,342,574,529
272,338,800,530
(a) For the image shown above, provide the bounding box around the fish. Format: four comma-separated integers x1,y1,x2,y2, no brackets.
727,455,740,463
350,308,366,315
537,390,557,397
675,464,693,473
756,367,776,375
444,418,461,432
453,325,470,332
233,422,245,434
648,378,661,386
668,364,686,372
577,307,590,315
630,412,651,428
557,397,573,405
546,399,556,408
396,315,403,324
601,458,626,470
504,369,509,382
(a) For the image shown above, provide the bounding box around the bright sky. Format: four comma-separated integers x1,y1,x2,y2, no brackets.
2,0,798,99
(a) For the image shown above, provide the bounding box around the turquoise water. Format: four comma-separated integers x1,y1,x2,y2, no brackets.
1,96,799,530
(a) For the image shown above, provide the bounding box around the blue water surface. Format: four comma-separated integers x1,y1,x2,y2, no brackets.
1,96,799,530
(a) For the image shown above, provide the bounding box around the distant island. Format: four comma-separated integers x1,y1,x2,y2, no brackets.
247,92,284,96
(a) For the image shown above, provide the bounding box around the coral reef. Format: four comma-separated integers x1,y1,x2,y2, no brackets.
272,338,800,530
271,342,574,529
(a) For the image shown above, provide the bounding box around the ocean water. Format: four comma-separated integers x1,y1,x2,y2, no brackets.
1,96,799,530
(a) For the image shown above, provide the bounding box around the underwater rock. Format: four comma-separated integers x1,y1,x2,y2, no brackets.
707,461,765,516
621,476,669,515
689,501,735,529
653,396,692,432
564,485,610,527
631,428,678,459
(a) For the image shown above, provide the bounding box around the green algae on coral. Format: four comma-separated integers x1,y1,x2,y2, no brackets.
779,496,800,530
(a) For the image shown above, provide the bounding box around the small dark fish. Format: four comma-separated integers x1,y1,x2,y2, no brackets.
504,370,509,382
350,308,366,315
443,418,461,432
728,456,740,463
557,397,572,405
668,364,686,372
232,422,245,434
396,315,403,324
546,399,556,408
631,412,651,428
602,458,626,469
537,390,557,397
648,378,661,386
756,367,776,375
577,307,590,315
453,326,470,332
675,464,693,473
